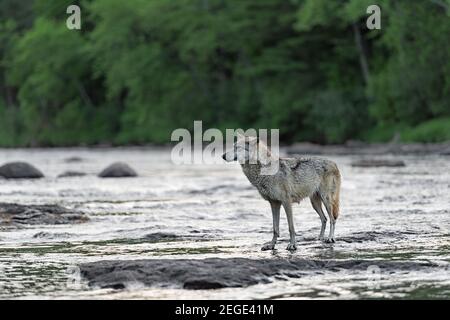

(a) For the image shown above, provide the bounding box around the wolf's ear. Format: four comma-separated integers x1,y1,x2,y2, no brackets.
236,131,245,140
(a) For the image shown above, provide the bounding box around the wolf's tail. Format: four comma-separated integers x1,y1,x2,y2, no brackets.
331,170,341,220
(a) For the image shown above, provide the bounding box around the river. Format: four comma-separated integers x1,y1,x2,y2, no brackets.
0,147,449,299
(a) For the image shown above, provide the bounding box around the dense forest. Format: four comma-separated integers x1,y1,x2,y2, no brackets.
0,0,449,146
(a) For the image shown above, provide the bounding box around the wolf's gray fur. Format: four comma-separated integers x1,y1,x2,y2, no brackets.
223,134,341,251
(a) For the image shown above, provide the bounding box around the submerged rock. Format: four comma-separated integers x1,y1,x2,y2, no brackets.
144,232,180,241
351,159,406,168
0,162,44,179
32,231,73,239
58,171,87,178
0,203,88,225
80,257,434,290
64,156,84,163
143,232,211,242
98,162,137,178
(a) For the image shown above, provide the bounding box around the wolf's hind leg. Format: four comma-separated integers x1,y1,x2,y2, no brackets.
310,194,327,240
261,200,281,251
321,194,336,243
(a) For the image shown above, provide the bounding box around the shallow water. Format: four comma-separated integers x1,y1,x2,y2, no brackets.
0,147,449,299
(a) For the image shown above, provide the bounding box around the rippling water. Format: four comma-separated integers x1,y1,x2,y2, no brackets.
0,147,449,299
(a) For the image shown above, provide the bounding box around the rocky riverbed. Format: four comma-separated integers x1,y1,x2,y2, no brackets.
0,146,449,299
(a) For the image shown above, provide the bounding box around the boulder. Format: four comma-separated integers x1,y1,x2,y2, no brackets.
0,162,44,179
0,203,88,225
80,257,434,290
98,162,137,178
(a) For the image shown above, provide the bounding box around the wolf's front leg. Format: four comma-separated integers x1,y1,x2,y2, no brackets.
283,201,297,251
261,201,281,251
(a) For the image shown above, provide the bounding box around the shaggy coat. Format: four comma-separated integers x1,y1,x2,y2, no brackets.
223,135,341,251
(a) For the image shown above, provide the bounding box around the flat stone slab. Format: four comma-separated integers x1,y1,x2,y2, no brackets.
351,159,406,167
80,257,435,290
0,203,89,225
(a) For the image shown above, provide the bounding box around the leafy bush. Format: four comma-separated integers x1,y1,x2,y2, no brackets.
401,118,450,143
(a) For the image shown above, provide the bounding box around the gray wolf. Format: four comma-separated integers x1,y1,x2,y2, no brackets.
222,134,341,251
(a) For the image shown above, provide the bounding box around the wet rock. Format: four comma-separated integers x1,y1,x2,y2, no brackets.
184,279,226,290
144,232,180,241
0,162,44,179
0,203,88,225
98,162,137,178
80,258,435,290
339,231,420,243
64,156,84,163
58,171,87,178
143,232,212,242
32,231,73,239
351,159,406,168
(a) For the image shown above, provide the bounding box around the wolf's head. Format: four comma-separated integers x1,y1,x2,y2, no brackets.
222,133,271,165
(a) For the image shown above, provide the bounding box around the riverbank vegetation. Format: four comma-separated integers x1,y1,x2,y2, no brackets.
0,0,449,146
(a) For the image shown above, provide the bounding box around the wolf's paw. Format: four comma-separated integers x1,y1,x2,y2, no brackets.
261,242,276,251
324,238,335,243
286,243,297,251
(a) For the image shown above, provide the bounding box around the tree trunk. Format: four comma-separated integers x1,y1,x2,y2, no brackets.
352,22,370,84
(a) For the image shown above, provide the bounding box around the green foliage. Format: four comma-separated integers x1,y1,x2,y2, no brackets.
401,118,450,143
369,1,450,125
362,123,407,143
306,88,370,143
0,100,22,146
0,0,449,146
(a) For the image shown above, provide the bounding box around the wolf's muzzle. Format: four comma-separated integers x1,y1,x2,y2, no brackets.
222,153,237,161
